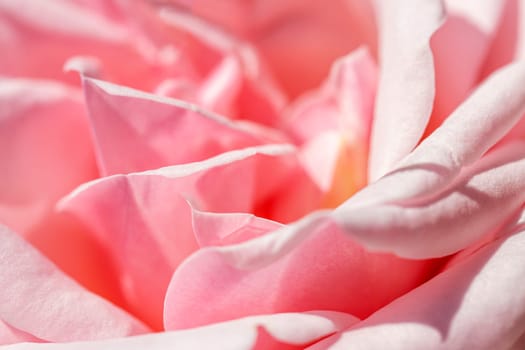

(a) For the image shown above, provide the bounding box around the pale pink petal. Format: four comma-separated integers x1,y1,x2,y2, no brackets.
285,47,377,145
0,78,97,234
3,311,357,350
191,208,283,247
335,141,525,258
337,62,525,211
309,223,525,350
82,77,284,176
59,145,296,330
369,0,445,181
0,225,148,342
427,0,507,132
164,212,433,330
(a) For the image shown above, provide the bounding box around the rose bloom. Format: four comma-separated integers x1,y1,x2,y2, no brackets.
2,0,525,349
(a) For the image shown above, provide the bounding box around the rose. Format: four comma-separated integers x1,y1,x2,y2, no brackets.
1,0,525,349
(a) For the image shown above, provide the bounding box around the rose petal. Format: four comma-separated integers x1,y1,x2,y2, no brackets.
2,311,358,350
337,62,525,211
309,221,525,350
480,0,525,76
164,212,433,330
368,0,445,181
0,78,97,234
0,0,185,90
191,207,283,247
165,0,374,97
82,77,284,176
0,225,148,342
336,141,525,258
427,0,507,132
285,47,377,145
0,320,42,346
59,144,296,330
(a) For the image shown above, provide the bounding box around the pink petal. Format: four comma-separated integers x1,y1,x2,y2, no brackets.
309,221,525,350
427,0,507,132
285,47,377,145
191,207,283,247
82,77,283,176
162,0,375,97
0,0,185,90
335,141,525,258
0,320,42,346
0,225,148,342
480,0,525,77
59,145,296,330
3,311,358,350
368,0,445,181
164,212,434,330
158,9,288,126
0,78,97,234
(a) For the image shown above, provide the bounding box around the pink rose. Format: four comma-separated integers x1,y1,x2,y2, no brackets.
2,0,525,349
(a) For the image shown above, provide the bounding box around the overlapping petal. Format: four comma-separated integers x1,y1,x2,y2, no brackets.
309,214,525,350
164,212,434,330
59,144,297,330
82,77,285,176
334,62,525,258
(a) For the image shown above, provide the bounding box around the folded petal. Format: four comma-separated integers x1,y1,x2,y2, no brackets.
164,212,433,330
3,311,357,350
0,225,148,342
82,77,285,176
309,220,525,350
368,0,445,181
59,145,296,330
336,142,525,258
0,78,97,234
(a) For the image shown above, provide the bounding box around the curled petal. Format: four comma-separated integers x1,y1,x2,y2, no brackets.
369,0,445,181
336,142,525,258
